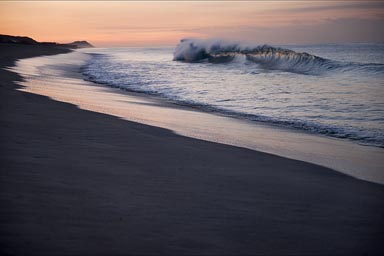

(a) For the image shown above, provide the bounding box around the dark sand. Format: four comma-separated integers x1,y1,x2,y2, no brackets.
1,44,383,255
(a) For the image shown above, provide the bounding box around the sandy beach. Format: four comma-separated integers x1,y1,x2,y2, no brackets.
1,44,384,255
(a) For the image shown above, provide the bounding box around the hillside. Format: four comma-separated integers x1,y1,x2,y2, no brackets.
0,34,93,48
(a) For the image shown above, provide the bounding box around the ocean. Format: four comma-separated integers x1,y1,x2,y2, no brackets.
81,40,384,148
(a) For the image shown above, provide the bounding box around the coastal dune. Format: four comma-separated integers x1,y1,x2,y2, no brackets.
1,44,383,255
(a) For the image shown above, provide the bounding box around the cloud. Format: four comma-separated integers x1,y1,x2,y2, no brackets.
283,1,384,13
183,17,384,44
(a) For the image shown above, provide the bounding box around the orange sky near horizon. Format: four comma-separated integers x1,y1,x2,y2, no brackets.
1,1,383,47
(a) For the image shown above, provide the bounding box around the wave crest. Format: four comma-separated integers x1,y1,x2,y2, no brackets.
173,39,333,74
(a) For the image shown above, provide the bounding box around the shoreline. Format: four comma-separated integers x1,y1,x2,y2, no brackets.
13,48,384,184
86,73,383,149
1,44,384,255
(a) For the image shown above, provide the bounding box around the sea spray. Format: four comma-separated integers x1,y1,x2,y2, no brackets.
173,38,384,75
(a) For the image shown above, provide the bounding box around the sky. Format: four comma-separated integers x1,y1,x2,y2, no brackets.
1,1,383,47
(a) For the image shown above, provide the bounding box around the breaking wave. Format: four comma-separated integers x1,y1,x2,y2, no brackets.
173,38,384,75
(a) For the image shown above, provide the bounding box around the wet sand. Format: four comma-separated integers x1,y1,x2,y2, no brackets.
13,49,384,184
1,44,383,255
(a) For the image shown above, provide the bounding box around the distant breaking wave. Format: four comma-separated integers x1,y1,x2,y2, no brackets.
173,38,384,75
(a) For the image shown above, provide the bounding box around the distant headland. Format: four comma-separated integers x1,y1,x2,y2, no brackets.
0,34,94,49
